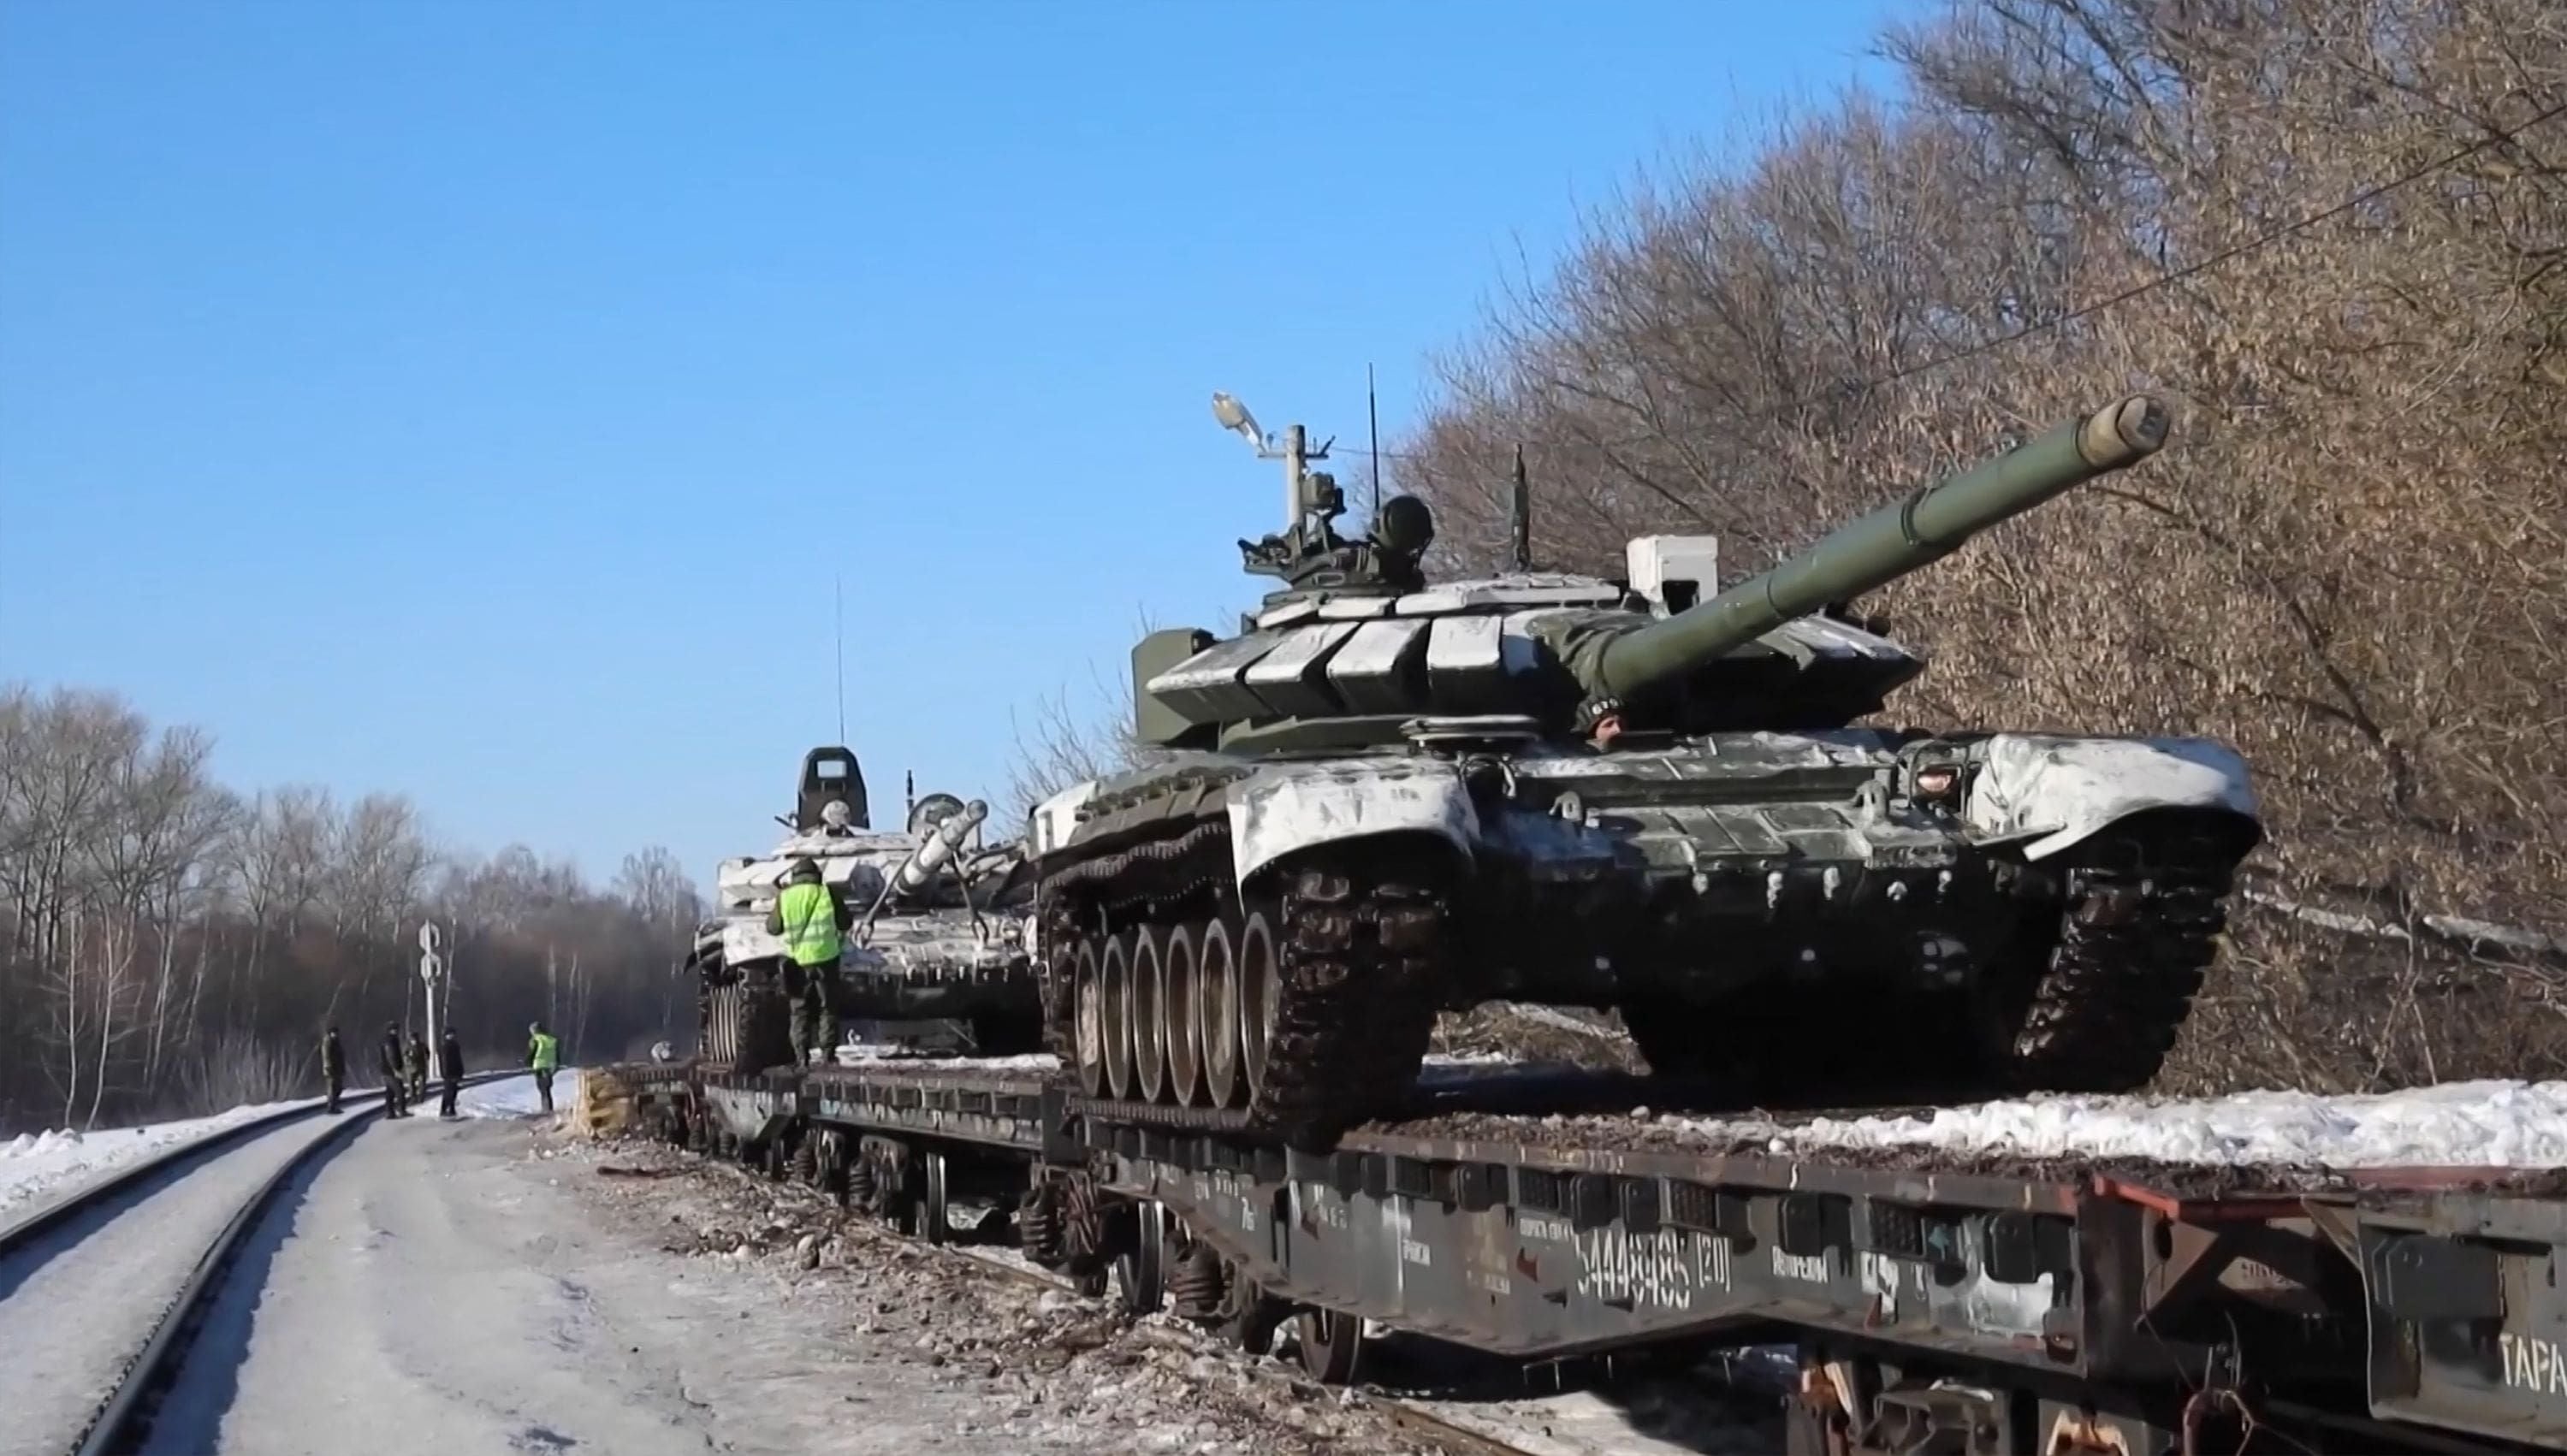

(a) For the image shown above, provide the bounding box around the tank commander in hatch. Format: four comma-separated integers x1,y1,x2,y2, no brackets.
817,798,858,837
768,856,856,1067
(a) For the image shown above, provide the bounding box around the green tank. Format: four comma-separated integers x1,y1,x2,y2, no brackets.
1024,394,2262,1147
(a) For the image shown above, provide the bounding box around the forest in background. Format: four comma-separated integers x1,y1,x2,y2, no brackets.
0,682,707,1135
1017,0,2567,1094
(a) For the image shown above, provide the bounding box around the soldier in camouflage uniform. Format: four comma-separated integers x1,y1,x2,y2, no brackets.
378,1022,411,1118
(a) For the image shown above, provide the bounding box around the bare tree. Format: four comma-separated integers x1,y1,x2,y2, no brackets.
1392,0,2567,1092
0,682,727,1133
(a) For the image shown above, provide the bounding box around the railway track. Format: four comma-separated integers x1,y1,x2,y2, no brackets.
0,1071,531,1456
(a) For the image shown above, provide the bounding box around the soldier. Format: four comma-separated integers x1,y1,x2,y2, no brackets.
406,1031,430,1103
379,1021,410,1118
765,856,854,1068
436,1027,465,1119
527,1020,560,1114
818,798,859,837
320,1025,347,1114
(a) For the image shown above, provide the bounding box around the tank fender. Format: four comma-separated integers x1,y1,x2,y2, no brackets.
1027,779,1100,858
1227,760,1480,885
1962,733,2261,861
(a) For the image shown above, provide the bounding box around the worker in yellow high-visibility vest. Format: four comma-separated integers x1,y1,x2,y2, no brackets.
765,857,854,1067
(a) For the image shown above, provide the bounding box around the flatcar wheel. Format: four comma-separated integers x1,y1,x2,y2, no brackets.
1221,1260,1285,1357
1295,1308,1361,1384
1072,938,1106,1097
1112,1199,1166,1317
1102,933,1135,1102
922,1150,952,1247
1198,915,1242,1110
1236,907,1281,1104
1163,923,1203,1107
1133,926,1168,1104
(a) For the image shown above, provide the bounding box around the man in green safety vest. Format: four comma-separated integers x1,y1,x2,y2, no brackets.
765,856,854,1068
527,1020,560,1113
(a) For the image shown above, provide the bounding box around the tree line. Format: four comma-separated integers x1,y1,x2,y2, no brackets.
0,682,707,1134
1384,0,2565,1091
1011,0,2565,1094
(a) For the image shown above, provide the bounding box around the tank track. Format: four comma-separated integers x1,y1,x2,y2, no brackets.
697,968,792,1076
2006,823,2240,1093
1037,821,1452,1149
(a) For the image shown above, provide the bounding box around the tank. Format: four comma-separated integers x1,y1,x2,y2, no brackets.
1025,394,2264,1146
690,745,1041,1073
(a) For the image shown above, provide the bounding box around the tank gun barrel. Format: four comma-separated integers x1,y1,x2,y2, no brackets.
1592,395,2171,702
892,799,988,897
853,797,993,947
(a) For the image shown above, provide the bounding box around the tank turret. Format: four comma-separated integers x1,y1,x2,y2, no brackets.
1132,395,2173,751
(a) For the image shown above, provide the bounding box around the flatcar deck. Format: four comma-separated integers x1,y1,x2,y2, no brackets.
608,1056,2566,1454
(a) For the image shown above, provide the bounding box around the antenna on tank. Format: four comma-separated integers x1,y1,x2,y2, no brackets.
833,574,847,743
1509,445,1532,572
1366,363,1381,524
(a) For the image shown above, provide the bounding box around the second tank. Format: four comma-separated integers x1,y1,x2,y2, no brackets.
691,745,1042,1072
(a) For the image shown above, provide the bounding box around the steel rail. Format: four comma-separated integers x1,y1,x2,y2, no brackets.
0,1068,522,1257
40,1070,534,1456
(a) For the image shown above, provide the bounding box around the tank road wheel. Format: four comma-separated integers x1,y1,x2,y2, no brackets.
1294,1308,1362,1384
1133,926,1169,1104
1198,915,1243,1110
1101,933,1135,1101
1163,923,1203,1107
1072,937,1106,1097
1236,905,1282,1104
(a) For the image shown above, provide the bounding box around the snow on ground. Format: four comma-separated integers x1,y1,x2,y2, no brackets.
1669,1078,2567,1169
0,1097,320,1224
0,1113,357,1456
454,1068,581,1120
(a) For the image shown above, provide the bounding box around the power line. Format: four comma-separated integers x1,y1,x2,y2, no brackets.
1335,97,2567,466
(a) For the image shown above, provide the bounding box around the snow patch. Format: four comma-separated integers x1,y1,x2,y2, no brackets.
0,1097,318,1220
1669,1079,2567,1169
828,1049,1061,1072
457,1070,584,1121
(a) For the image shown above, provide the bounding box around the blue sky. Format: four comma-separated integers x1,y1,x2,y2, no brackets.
0,0,1917,885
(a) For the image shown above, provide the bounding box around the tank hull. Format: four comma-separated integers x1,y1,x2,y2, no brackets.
1029,727,2259,1145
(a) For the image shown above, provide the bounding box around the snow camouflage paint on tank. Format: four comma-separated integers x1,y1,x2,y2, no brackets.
703,826,1027,974
1960,734,2258,861
1035,724,2258,888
